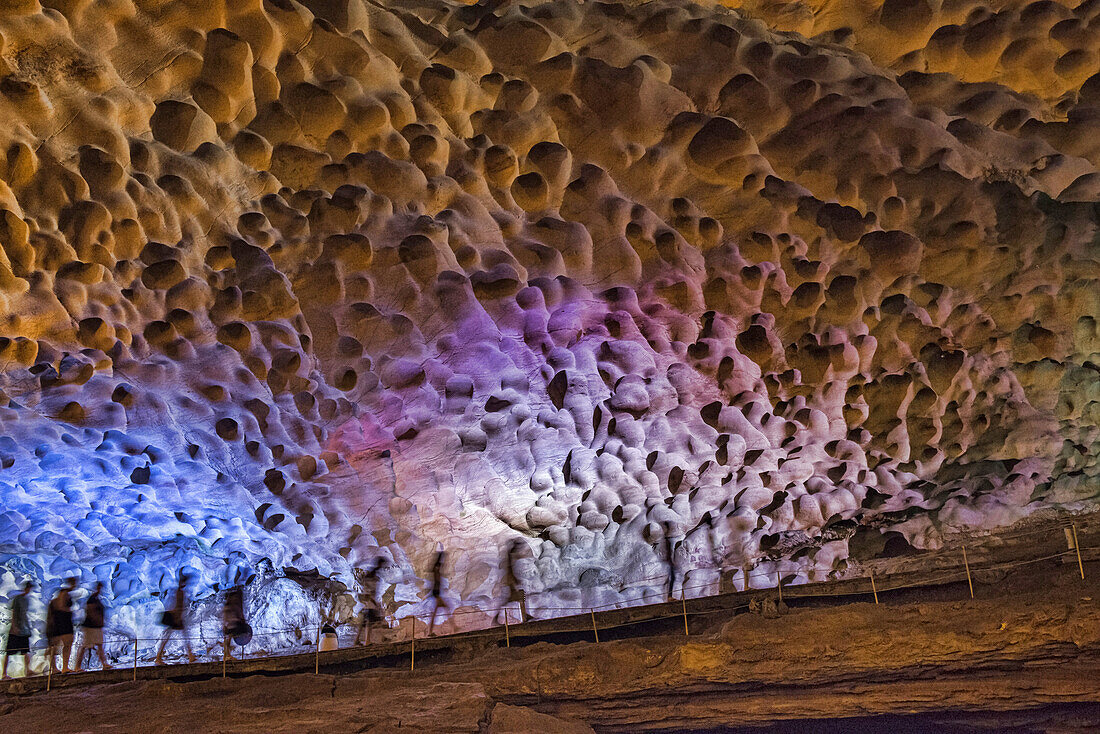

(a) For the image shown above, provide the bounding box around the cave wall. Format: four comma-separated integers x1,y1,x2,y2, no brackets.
0,0,1097,639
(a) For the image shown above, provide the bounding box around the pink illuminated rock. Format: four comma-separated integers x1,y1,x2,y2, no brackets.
0,0,1096,649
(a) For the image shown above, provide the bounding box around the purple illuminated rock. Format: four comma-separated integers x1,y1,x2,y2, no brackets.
0,0,1096,649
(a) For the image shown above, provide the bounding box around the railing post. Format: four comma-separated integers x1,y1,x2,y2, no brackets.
410,617,415,672
590,609,599,643
870,572,879,604
1073,523,1086,580
315,627,320,675
132,638,137,681
962,546,974,599
503,608,510,648
681,596,689,636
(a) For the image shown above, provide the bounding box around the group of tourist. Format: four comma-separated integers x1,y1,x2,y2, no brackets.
1,578,110,680
0,572,251,679
2,543,534,679
0,564,389,679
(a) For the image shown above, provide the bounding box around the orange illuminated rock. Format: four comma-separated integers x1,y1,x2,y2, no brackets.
0,0,1093,643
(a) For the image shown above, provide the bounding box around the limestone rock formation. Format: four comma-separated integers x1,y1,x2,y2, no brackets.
0,0,1096,642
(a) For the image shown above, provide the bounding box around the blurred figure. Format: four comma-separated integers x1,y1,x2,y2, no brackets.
318,614,339,652
353,558,384,646
222,586,251,660
697,512,718,567
2,579,34,679
498,539,530,624
74,581,111,672
315,594,345,652
155,573,195,665
682,512,719,596
661,521,683,602
427,546,449,636
46,577,76,674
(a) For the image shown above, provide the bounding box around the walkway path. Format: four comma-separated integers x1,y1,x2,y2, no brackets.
3,510,1098,696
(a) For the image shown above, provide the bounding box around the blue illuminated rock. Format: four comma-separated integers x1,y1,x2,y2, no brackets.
0,0,1096,652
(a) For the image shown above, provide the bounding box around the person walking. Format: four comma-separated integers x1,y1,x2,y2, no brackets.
74,581,111,672
46,577,76,674
682,512,719,596
662,521,682,602
155,573,195,665
221,586,251,660
499,539,530,624
353,558,384,646
427,546,449,636
2,579,34,679
318,612,339,652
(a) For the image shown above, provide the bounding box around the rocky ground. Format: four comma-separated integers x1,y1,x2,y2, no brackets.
3,557,1100,732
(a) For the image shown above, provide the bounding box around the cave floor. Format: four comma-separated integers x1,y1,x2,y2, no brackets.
3,554,1100,733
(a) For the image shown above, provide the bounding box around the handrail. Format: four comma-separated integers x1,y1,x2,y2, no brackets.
2,515,1096,686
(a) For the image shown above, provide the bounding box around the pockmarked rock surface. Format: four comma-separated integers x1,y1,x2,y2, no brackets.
0,0,1097,647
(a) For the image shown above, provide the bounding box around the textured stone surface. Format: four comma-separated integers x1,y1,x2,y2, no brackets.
1,562,1098,732
0,0,1097,647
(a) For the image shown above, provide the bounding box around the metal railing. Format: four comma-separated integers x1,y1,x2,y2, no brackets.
3,514,1096,690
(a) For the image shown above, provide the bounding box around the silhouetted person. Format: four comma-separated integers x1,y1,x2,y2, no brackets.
427,546,449,636
697,512,718,566
75,581,111,672
499,539,530,624
222,586,250,659
354,558,385,646
2,579,34,679
682,512,719,595
46,577,76,674
662,521,683,602
155,574,195,665
318,605,339,652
